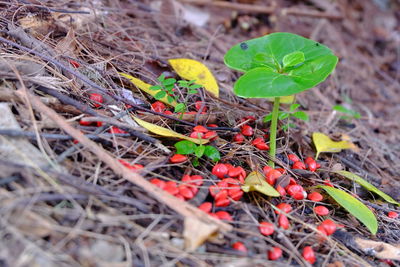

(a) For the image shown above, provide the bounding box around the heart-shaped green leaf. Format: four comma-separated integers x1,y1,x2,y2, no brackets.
334,171,400,206
319,185,378,234
224,32,338,98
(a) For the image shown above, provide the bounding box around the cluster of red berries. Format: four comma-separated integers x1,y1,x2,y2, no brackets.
208,163,246,207
288,154,321,172
198,202,233,221
119,159,144,171
151,100,207,116
189,125,218,140
232,117,270,150
150,174,204,201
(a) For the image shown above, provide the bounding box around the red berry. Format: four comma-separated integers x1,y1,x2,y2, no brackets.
232,242,247,253
308,192,323,202
275,168,285,174
190,131,204,139
319,219,337,235
96,121,103,127
128,164,144,171
229,190,243,201
305,157,317,172
215,211,233,221
268,247,283,260
79,118,92,126
195,101,207,112
278,214,290,229
212,163,229,179
69,59,80,68
193,125,208,133
292,161,306,170
276,185,287,196
252,137,269,150
323,179,334,187
215,189,228,202
228,166,245,178
388,211,398,219
275,203,292,214
215,198,230,207
109,126,127,134
259,221,274,236
164,110,173,115
190,175,204,186
164,181,179,195
150,178,166,189
288,154,300,163
179,185,195,199
263,166,273,176
265,169,282,185
286,184,305,200
169,154,188,163
204,131,218,140
317,225,328,236
233,133,245,143
198,202,212,213
241,124,254,136
209,185,221,197
302,246,316,264
151,101,166,113
90,93,103,108
314,206,330,216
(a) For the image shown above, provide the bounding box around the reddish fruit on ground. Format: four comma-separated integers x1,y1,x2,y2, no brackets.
190,131,204,139
278,214,290,229
229,190,244,201
150,178,166,189
204,131,218,140
215,189,228,202
193,125,208,133
164,181,179,195
232,242,247,253
265,169,282,186
303,246,316,264
109,126,127,134
241,124,254,136
288,154,300,163
388,211,398,219
268,247,283,260
169,154,188,163
305,157,317,172
215,198,230,207
286,184,305,200
179,185,195,199
275,168,285,174
228,166,245,178
252,137,269,150
79,118,93,126
198,202,212,213
151,101,166,113
189,175,204,186
212,163,229,179
292,161,306,170
316,225,328,236
89,93,103,108
233,133,245,143
259,221,274,236
69,59,80,68
275,203,292,214
209,185,221,197
215,211,233,221
323,179,334,187
164,110,173,115
319,219,337,235
276,185,287,196
314,206,330,216
308,192,323,202
195,101,207,112
263,166,273,176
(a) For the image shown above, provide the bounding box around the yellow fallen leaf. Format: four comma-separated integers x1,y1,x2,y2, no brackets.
241,171,280,197
313,132,357,159
119,72,177,107
168,58,219,97
133,117,209,145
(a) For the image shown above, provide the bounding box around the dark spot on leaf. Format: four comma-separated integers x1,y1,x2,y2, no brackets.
315,43,320,46
240,42,248,50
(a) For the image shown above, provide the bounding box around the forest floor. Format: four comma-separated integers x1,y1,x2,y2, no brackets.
0,0,399,266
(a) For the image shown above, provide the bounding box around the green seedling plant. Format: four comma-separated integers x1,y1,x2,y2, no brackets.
150,74,202,113
263,103,309,131
174,140,220,167
332,104,361,120
224,32,338,167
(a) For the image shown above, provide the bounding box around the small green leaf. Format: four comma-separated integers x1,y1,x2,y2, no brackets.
167,95,175,104
290,103,300,112
241,171,280,197
335,170,400,206
174,140,197,154
318,185,378,234
194,145,205,158
174,103,186,113
263,113,273,122
204,146,220,162
157,74,165,82
162,78,176,86
188,89,198,94
282,51,305,68
178,80,188,86
189,84,202,89
278,112,290,120
192,157,199,167
333,105,361,119
149,85,163,91
292,111,309,121
155,91,167,100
